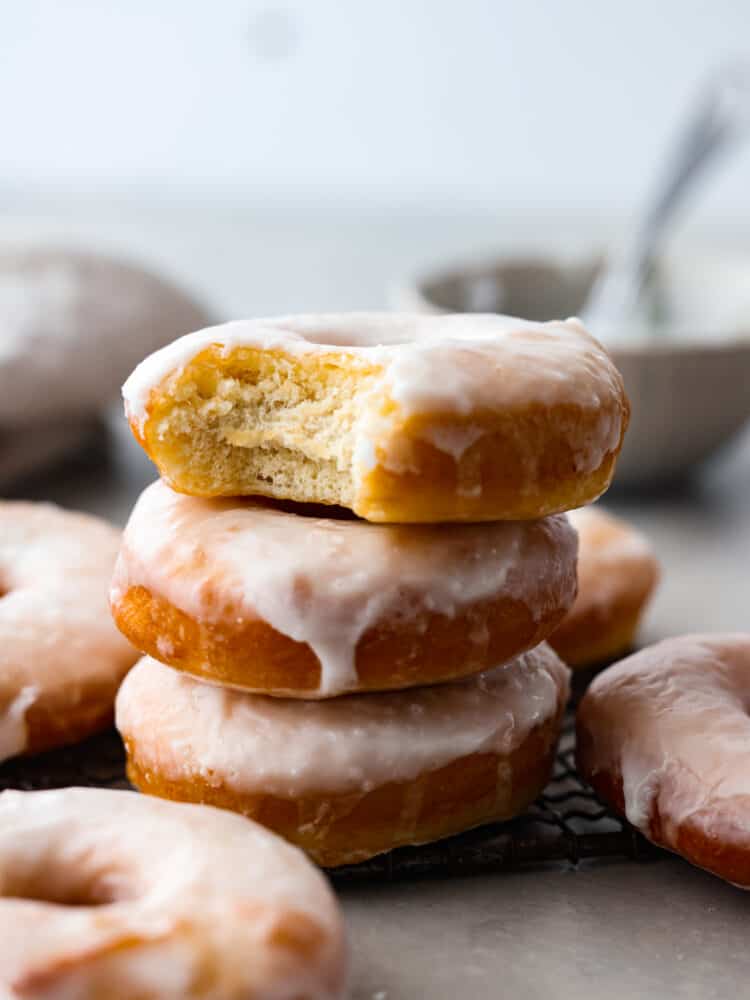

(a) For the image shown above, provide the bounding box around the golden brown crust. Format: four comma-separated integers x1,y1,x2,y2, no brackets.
354,403,628,523
550,509,659,669
125,711,563,867
111,583,571,697
132,403,626,523
129,340,629,523
576,728,750,887
23,692,119,758
550,600,645,670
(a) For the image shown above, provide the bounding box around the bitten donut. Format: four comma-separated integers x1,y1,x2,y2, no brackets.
0,246,212,426
110,479,578,698
117,646,570,866
0,502,138,763
0,787,347,999
577,634,750,888
549,506,659,668
122,312,629,522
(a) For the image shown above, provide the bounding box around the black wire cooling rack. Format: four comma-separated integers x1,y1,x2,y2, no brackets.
0,690,661,882
331,712,661,882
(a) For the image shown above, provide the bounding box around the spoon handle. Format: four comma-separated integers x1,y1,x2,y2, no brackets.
583,62,750,332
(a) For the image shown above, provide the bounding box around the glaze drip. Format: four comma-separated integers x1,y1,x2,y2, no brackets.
116,646,570,796
113,480,577,696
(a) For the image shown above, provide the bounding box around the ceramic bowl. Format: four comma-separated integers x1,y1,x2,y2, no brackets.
393,250,750,488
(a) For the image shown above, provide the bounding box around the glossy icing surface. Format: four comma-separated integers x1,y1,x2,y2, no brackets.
123,312,626,475
117,646,570,797
112,480,577,695
579,634,750,835
0,502,137,762
0,787,346,999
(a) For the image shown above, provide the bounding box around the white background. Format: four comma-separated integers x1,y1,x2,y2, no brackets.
1,0,750,228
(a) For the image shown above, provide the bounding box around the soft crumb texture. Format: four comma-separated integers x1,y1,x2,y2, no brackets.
147,346,383,506
126,313,630,521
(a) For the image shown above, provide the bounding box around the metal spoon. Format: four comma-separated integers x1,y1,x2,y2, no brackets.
582,61,750,333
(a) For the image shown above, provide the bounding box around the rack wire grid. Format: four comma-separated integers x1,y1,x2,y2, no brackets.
0,695,661,883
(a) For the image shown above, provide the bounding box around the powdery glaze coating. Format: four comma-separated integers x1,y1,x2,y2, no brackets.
122,311,626,475
116,646,570,798
0,502,138,762
549,506,660,668
577,634,750,887
112,479,578,696
0,788,347,999
0,246,211,425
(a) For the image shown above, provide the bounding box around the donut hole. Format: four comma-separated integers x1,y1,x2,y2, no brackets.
301,330,411,348
5,879,124,908
6,884,115,907
149,346,386,505
3,856,135,908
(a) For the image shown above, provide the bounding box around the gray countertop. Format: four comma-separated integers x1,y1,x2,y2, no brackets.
6,200,750,998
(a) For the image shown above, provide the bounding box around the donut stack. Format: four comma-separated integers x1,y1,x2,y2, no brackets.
112,312,629,866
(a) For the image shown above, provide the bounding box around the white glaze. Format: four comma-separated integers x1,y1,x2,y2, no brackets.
122,312,626,475
579,634,750,840
415,423,485,462
116,646,570,797
0,502,138,763
113,479,577,696
0,787,346,1000
0,245,211,425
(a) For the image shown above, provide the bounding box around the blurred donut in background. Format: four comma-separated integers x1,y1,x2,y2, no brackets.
549,506,660,669
0,420,102,492
0,246,212,486
0,500,139,763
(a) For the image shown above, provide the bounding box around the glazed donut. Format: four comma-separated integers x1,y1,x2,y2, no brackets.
549,506,659,668
116,646,570,867
0,502,138,763
122,312,629,522
110,479,577,698
0,245,211,426
577,634,750,888
0,787,347,999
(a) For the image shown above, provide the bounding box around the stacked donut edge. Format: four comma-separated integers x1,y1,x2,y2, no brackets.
110,311,631,867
